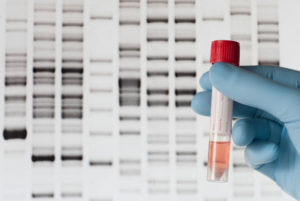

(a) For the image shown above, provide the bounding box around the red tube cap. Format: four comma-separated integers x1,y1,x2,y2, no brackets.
210,40,240,66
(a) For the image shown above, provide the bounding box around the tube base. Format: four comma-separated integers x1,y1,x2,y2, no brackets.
207,140,231,182
207,165,229,182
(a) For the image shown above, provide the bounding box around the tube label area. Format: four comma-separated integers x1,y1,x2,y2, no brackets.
209,87,233,138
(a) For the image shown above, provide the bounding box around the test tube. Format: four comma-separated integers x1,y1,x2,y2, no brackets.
207,40,240,182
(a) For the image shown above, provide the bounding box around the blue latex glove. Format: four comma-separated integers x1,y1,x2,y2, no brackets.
191,62,300,200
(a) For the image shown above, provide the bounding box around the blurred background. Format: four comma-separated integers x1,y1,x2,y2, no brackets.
0,0,300,200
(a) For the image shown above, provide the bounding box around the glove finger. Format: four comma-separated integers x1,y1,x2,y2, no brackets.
199,71,211,90
191,91,281,124
199,64,300,90
191,91,257,118
232,118,282,146
245,140,279,166
209,62,300,123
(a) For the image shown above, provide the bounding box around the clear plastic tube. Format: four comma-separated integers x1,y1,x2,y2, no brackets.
207,87,233,182
207,40,240,182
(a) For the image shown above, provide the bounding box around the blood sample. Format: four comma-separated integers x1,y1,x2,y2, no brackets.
207,40,240,182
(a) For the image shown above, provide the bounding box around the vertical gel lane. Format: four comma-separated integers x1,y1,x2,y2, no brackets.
3,0,29,199
119,0,142,198
32,0,56,199
60,0,84,199
146,0,171,199
174,0,198,199
87,0,115,200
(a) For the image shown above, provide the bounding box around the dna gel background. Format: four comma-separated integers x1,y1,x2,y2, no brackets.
0,0,300,200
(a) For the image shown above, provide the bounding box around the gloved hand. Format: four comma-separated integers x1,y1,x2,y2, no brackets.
191,62,300,200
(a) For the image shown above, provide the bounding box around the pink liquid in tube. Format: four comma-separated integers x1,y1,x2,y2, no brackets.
207,40,240,182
